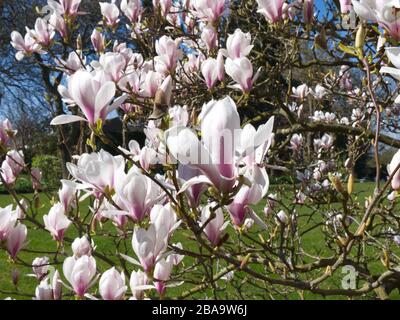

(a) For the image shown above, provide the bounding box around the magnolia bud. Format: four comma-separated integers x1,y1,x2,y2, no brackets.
76,34,82,51
277,210,289,225
12,269,20,286
388,191,396,202
355,24,366,50
315,28,327,50
347,173,354,195
329,174,345,195
149,76,173,120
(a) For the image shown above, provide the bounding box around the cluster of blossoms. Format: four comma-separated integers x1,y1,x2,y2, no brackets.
4,0,400,301
4,0,280,301
0,119,43,190
0,205,27,260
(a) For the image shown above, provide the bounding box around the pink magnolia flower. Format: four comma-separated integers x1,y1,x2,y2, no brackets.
66,150,125,196
191,0,226,23
113,40,134,64
48,0,83,17
118,71,141,94
31,168,42,191
380,48,400,98
52,270,63,300
94,52,127,83
49,13,68,39
169,105,189,127
91,29,106,54
290,134,303,151
59,179,77,212
129,270,149,300
51,70,127,125
256,0,285,23
35,279,54,300
154,75,173,107
183,53,204,76
63,255,97,297
99,267,127,300
140,71,163,98
277,210,289,225
28,18,55,46
224,29,253,59
166,7,181,27
314,133,333,150
340,0,352,13
312,84,328,100
0,119,14,146
72,236,93,258
32,257,50,281
100,1,120,28
150,204,181,237
388,149,400,190
114,167,161,222
154,36,181,74
165,97,241,193
58,51,85,75
95,197,128,230
0,205,17,241
201,24,217,52
34,269,62,300
5,150,25,177
225,57,260,93
153,256,174,295
16,199,28,220
292,84,309,100
43,203,71,242
170,242,184,266
201,58,219,89
227,165,270,226
339,66,354,91
6,223,27,259
156,0,173,17
200,204,228,246
121,0,142,23
131,224,168,272
130,53,144,69
352,0,400,40
177,165,208,207
10,31,43,61
1,160,16,186
238,118,275,166
166,97,274,195
139,146,158,171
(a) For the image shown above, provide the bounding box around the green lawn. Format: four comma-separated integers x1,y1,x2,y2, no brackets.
0,182,399,300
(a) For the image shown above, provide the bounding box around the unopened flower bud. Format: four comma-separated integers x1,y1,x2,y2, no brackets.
12,269,20,286
277,210,289,225
347,173,354,195
76,34,82,51
355,24,366,50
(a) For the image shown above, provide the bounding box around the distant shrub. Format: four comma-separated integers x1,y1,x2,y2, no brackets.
0,176,33,194
32,155,62,190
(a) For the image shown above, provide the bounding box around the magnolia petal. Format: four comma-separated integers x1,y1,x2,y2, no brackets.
108,94,128,113
178,175,212,195
50,115,86,125
386,47,400,69
248,209,268,230
380,66,400,81
120,253,142,267
95,81,116,114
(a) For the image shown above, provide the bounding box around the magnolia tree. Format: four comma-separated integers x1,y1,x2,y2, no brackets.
2,0,400,300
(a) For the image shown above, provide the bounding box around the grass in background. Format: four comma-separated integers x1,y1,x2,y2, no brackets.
0,182,399,300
